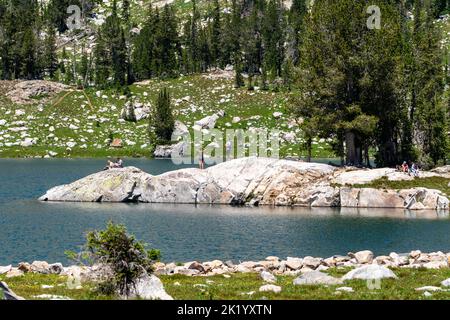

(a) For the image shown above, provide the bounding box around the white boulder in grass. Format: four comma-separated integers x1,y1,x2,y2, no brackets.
20,137,37,147
441,278,450,287
126,273,173,300
293,270,343,286
259,284,281,294
415,286,442,292
260,271,276,283
336,287,354,292
273,112,283,118
342,264,397,280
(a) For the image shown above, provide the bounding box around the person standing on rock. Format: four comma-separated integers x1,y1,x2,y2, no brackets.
199,151,205,170
226,140,232,161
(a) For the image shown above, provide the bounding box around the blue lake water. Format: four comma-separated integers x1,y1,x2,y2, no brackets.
0,158,449,265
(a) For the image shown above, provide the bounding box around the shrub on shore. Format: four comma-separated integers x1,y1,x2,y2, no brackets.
66,221,161,297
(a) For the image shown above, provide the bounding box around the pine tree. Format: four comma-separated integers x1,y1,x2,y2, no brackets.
210,0,222,68
230,0,242,66
122,0,130,23
198,27,211,72
94,32,110,87
132,6,156,80
260,66,268,90
219,9,233,67
98,0,128,87
44,24,58,79
79,48,89,85
286,0,307,65
150,88,175,143
21,27,37,79
242,1,263,82
158,5,179,77
189,0,201,73
410,0,448,166
293,0,406,167
262,0,284,80
234,59,244,88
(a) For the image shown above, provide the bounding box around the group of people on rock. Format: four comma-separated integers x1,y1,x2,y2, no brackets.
104,158,123,170
397,161,420,177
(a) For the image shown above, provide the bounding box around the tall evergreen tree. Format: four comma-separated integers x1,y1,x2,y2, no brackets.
43,24,58,79
293,0,407,167
410,0,448,166
150,88,175,143
210,0,222,68
286,0,307,65
93,32,109,87
262,0,284,80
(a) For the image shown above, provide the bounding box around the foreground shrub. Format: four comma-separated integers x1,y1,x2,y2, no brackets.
67,221,161,297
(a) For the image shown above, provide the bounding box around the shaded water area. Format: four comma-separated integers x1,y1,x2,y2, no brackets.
0,158,449,265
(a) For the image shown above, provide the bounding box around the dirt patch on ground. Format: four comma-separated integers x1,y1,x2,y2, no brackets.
5,80,70,105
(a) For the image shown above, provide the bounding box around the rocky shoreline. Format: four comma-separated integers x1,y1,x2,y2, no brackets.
3,250,450,300
39,157,450,210
2,250,450,280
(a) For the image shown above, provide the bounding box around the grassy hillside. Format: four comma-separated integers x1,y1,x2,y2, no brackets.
0,74,333,159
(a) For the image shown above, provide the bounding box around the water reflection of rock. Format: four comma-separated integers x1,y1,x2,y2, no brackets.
339,207,450,219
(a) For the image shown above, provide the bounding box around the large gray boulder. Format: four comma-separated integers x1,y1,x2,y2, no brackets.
0,265,12,275
0,282,25,300
153,141,189,159
260,271,276,283
125,273,173,300
340,187,448,210
39,157,449,210
431,165,450,176
194,111,224,129
39,157,337,206
350,250,374,264
342,264,398,280
39,166,149,202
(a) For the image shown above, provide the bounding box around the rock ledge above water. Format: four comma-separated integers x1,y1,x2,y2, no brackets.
39,157,449,210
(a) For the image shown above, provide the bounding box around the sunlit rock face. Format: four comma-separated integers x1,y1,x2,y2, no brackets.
39,157,449,211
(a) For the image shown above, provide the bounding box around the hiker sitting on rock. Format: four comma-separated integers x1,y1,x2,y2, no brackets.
104,158,124,170
401,161,409,173
410,163,420,177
